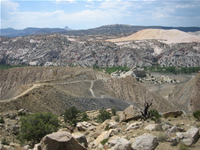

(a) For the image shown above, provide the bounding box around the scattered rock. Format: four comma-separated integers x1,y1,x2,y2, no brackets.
162,124,171,131
76,121,93,131
167,126,185,137
119,105,141,122
38,131,86,150
131,133,158,150
144,124,158,132
163,110,183,118
181,127,199,146
125,122,142,131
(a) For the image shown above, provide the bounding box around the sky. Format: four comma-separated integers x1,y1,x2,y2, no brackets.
1,0,200,30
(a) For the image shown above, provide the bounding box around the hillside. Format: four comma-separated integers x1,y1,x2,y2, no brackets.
0,67,174,115
107,29,200,44
1,34,200,68
169,72,200,112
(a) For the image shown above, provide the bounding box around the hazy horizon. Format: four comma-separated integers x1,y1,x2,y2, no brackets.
1,0,200,30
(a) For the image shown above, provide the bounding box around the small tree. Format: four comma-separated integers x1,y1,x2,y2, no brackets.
0,117,5,124
193,110,200,121
141,102,152,120
64,106,81,127
149,109,161,123
64,106,90,127
111,107,117,116
18,112,59,144
97,108,111,123
81,112,89,122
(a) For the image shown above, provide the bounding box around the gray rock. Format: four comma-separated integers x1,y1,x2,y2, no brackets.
181,127,199,146
106,136,131,150
144,124,158,132
131,133,158,150
119,105,141,122
39,131,86,150
72,132,88,148
163,110,183,118
125,122,142,131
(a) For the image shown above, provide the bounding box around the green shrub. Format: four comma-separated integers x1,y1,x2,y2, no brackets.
193,110,200,121
17,112,59,143
115,115,120,122
80,112,89,122
2,138,9,145
0,117,5,124
104,124,110,131
111,107,117,116
64,106,81,127
97,108,111,123
149,109,161,123
64,106,90,127
100,138,109,146
179,142,189,150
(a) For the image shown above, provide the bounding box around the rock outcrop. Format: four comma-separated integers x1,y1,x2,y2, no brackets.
131,133,158,150
106,136,132,150
119,105,141,122
35,131,87,150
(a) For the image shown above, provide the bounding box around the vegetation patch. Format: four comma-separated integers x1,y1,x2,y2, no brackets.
100,138,109,146
193,110,200,121
64,106,89,127
97,108,111,123
0,64,29,70
144,65,200,74
17,112,59,144
93,65,130,74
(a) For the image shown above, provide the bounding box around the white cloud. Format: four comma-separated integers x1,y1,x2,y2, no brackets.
1,0,20,19
2,7,125,29
51,0,76,4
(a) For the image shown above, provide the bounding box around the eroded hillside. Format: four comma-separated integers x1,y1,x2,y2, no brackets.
1,31,200,68
169,72,200,112
0,67,174,115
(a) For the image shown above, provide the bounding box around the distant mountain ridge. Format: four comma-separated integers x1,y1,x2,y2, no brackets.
0,27,69,37
1,24,200,37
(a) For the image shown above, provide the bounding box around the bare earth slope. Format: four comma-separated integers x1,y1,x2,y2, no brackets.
169,72,200,112
107,29,200,44
0,67,173,115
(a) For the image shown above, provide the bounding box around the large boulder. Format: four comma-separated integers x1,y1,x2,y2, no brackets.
131,133,158,150
106,136,132,150
36,131,86,150
177,126,199,146
72,132,88,148
119,105,141,122
163,110,183,118
94,129,113,146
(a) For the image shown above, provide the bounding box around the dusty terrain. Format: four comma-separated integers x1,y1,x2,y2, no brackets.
0,66,175,115
107,29,200,44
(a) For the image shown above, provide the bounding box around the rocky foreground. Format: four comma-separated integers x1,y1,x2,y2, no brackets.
0,106,200,150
